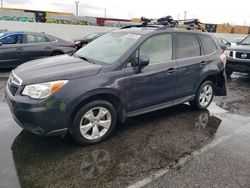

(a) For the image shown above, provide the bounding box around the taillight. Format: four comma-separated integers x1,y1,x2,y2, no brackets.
220,54,227,67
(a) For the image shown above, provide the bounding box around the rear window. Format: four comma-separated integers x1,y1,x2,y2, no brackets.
199,35,218,55
175,33,201,59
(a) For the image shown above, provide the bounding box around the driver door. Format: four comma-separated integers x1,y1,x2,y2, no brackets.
123,33,177,116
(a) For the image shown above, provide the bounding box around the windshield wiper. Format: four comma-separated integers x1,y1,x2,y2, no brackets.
75,54,95,64
240,43,250,45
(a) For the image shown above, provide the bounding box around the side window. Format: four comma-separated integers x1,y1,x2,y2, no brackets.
26,34,49,43
199,35,218,55
127,34,172,67
0,35,22,44
175,33,201,59
140,34,172,64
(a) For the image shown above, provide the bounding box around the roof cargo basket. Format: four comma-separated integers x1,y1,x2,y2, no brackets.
121,16,206,32
157,16,178,27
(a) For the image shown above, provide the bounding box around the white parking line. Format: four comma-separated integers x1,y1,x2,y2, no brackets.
128,123,250,188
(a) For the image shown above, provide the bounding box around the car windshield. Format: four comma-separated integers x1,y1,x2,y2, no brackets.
75,32,141,64
240,36,250,45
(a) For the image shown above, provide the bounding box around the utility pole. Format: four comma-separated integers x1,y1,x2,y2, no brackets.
75,1,79,16
184,11,187,21
104,8,106,18
1,0,3,8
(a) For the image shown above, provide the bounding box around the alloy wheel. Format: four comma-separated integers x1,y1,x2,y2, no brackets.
199,84,213,107
79,107,112,140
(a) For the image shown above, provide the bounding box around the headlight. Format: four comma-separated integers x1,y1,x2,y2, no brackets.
22,80,68,99
224,50,231,57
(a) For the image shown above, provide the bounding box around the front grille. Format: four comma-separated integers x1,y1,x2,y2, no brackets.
8,83,18,96
235,52,250,59
229,51,233,57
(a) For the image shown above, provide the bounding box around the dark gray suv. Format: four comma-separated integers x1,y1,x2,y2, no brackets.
5,21,227,145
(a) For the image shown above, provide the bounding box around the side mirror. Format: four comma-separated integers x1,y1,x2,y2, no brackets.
226,42,231,46
220,44,227,51
134,55,150,74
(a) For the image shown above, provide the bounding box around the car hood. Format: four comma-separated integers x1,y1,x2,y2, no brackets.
227,45,250,52
14,54,103,85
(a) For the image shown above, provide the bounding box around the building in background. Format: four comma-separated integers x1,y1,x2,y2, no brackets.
0,8,250,34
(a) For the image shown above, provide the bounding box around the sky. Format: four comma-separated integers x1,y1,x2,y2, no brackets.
2,0,250,25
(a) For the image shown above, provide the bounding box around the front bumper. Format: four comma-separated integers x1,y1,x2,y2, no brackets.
226,57,250,73
5,84,69,136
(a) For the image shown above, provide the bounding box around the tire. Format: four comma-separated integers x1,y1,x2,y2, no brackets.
189,81,214,110
225,70,233,78
70,100,117,145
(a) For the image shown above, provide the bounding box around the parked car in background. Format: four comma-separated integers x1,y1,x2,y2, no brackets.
6,18,227,145
224,35,250,77
74,32,105,50
231,37,244,46
0,31,76,68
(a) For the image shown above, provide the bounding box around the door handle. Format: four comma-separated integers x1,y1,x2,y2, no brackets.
200,61,208,66
166,68,176,74
45,46,52,50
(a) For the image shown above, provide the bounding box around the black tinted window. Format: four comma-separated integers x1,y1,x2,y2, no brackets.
175,33,201,59
199,35,218,55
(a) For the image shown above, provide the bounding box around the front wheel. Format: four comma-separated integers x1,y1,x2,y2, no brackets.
70,100,117,145
190,81,214,110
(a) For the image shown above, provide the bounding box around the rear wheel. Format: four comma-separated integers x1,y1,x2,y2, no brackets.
190,81,214,110
70,100,117,145
225,70,233,78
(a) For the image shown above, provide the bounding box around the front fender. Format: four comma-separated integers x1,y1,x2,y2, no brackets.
70,88,126,112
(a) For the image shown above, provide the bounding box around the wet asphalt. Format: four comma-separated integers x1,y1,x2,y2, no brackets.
0,72,250,188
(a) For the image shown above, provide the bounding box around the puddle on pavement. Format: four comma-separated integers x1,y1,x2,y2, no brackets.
0,102,248,188
216,72,250,116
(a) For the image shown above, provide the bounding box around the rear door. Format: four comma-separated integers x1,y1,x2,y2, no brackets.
0,34,25,68
199,34,227,96
174,32,208,99
21,33,54,61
